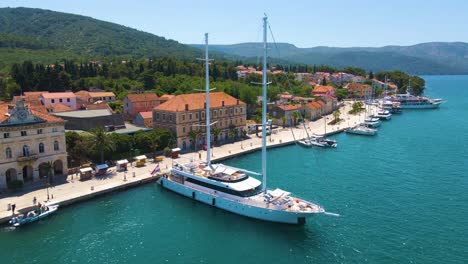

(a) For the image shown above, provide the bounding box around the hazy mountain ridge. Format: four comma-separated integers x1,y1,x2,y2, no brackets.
190,42,468,74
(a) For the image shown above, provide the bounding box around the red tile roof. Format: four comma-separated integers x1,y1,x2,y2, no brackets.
0,103,64,123
277,104,302,111
138,111,153,119
41,92,76,99
345,83,372,91
127,93,159,102
306,101,322,109
47,103,73,113
313,85,334,93
154,92,244,112
83,103,111,111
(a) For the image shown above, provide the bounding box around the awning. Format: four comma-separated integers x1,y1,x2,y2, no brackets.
135,155,147,161
214,165,237,176
96,164,109,170
269,188,290,198
116,159,128,165
80,167,93,173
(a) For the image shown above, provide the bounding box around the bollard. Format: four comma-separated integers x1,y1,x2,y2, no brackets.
133,172,136,178
91,186,94,191
7,203,11,211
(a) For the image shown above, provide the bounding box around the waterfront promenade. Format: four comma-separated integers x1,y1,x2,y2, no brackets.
0,102,374,224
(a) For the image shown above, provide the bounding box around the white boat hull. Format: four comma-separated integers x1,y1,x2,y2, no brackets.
346,128,377,136
398,103,440,109
298,140,336,148
158,177,318,224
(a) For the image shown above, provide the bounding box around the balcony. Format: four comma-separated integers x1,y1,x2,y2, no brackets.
17,153,39,162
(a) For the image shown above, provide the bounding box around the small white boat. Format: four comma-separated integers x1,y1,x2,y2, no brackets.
346,125,378,136
9,204,59,227
372,110,392,120
298,135,337,148
364,117,381,128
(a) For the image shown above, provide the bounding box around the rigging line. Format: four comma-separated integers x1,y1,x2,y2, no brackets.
266,21,294,95
267,21,337,217
267,21,281,58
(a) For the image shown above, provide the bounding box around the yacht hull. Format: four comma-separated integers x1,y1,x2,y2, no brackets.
158,177,316,224
398,103,440,109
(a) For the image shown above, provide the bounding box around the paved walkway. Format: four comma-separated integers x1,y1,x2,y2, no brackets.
0,102,375,224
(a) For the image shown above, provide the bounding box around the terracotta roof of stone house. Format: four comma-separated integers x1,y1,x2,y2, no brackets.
154,92,245,112
126,93,159,102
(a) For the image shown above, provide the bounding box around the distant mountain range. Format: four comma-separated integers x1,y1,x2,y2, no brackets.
190,42,468,75
0,7,467,75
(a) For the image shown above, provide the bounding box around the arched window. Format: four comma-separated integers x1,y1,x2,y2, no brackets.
23,145,29,156
39,143,45,153
54,141,59,151
6,147,12,159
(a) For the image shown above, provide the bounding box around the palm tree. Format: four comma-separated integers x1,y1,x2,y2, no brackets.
88,126,116,164
43,161,54,184
228,128,236,142
291,111,300,127
212,128,221,145
188,130,198,151
332,109,341,123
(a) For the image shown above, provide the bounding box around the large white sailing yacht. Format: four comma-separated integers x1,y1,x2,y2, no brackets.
157,18,326,224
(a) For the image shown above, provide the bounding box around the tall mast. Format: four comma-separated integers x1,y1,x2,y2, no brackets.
204,33,212,166
407,77,411,95
261,16,268,193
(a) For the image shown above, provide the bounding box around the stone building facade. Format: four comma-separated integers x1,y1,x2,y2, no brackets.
153,92,247,151
0,100,68,190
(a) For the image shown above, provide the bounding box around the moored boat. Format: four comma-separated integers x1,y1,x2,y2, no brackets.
372,109,392,120
346,124,378,136
389,93,442,109
298,135,337,148
9,204,59,227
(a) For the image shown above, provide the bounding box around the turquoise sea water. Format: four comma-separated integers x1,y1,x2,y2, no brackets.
1,75,467,264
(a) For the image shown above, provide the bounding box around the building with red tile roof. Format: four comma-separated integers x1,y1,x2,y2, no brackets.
153,92,246,150
40,92,77,110
344,83,373,98
134,111,153,128
75,91,116,104
123,93,160,119
312,85,335,97
0,100,67,190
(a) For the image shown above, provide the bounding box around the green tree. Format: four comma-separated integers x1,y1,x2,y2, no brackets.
281,116,286,128
212,127,221,145
335,88,348,101
188,130,198,151
332,109,341,122
88,126,116,163
291,111,300,127
228,126,237,142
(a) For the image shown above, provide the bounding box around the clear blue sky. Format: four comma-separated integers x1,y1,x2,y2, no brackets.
1,0,467,47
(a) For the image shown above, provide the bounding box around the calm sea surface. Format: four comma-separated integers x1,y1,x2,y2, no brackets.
1,75,467,264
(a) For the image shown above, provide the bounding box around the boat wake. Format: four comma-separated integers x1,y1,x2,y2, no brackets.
323,211,340,217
